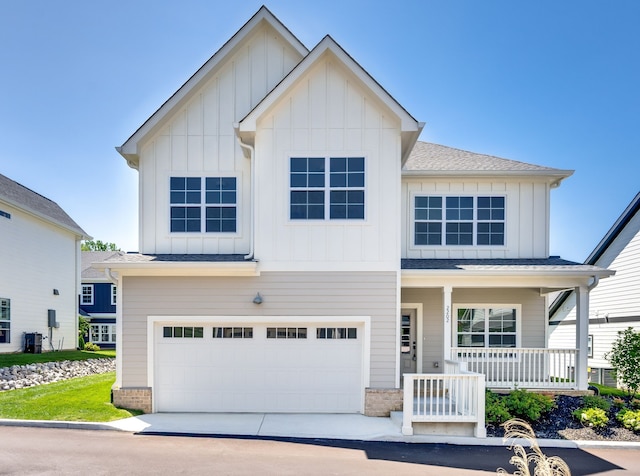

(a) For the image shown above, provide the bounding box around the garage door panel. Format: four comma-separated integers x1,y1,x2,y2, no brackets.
155,323,363,413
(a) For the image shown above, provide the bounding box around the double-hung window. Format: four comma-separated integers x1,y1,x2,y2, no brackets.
0,298,10,343
111,285,117,306
414,195,504,246
81,285,94,305
90,324,117,344
456,306,518,348
170,177,237,233
290,157,365,220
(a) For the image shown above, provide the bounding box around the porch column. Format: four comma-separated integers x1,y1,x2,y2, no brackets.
443,286,452,361
575,285,589,390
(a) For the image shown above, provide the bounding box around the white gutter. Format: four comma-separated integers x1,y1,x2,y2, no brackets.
236,136,255,260
104,268,118,284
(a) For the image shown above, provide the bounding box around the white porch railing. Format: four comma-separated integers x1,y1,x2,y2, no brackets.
402,368,486,437
450,347,578,389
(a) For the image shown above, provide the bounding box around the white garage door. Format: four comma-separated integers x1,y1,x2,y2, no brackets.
154,322,363,413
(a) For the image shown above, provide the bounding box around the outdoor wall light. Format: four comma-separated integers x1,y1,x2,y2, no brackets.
53,289,59,295
253,292,263,305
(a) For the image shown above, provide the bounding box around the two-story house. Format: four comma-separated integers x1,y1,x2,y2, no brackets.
549,191,640,387
0,173,89,354
80,251,122,349
95,8,612,433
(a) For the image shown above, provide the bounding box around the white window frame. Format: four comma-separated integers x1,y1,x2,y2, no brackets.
89,323,116,344
81,285,94,305
412,194,506,247
111,285,117,306
169,175,238,234
0,297,10,344
289,156,366,221
453,304,521,349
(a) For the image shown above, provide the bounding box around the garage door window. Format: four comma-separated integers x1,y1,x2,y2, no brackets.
163,326,204,338
213,327,253,338
317,327,357,339
267,327,307,339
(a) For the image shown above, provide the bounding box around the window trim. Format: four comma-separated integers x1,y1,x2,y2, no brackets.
81,285,94,306
0,297,10,344
411,193,506,248
453,304,521,349
111,285,117,306
89,323,117,344
169,175,239,234
289,156,366,222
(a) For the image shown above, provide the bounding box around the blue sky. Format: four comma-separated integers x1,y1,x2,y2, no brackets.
1,1,638,261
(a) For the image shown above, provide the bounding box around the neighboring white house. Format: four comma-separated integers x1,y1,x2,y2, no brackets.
95,7,612,432
0,173,90,353
550,191,640,387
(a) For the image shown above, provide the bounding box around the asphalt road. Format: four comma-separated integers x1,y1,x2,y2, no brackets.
0,427,638,475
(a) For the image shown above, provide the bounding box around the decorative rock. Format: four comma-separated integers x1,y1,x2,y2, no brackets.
0,358,115,392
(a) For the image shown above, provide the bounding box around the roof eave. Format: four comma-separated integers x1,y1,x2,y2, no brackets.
91,260,260,277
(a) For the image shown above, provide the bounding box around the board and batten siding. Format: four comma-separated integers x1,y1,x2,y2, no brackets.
401,179,551,259
0,202,79,353
120,272,398,389
549,210,640,367
137,23,304,255
253,54,402,271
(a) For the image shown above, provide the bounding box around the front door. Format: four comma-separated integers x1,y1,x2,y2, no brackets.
400,310,417,384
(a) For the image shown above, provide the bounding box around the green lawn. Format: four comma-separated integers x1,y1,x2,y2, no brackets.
0,371,142,422
0,349,115,368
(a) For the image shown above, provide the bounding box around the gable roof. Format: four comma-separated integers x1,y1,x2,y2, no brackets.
82,251,124,280
404,142,573,186
117,6,309,169
0,173,89,238
549,191,640,316
237,35,423,162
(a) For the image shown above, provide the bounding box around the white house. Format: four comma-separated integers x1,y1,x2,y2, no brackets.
0,173,89,354
550,191,639,387
95,7,612,436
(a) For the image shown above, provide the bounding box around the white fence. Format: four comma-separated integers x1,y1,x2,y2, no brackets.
450,347,578,389
402,369,486,437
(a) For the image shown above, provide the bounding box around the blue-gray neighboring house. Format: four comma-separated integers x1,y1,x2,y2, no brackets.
80,251,122,349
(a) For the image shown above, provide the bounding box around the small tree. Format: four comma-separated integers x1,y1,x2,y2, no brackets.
81,240,120,251
78,315,90,349
606,327,640,398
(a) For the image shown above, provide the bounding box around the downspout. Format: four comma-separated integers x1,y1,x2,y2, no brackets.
588,276,599,292
236,136,255,260
104,268,118,284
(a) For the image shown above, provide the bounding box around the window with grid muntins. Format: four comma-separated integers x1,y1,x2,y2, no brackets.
456,307,517,348
81,285,93,305
163,326,204,338
170,177,237,233
290,157,365,220
414,195,505,246
0,298,9,343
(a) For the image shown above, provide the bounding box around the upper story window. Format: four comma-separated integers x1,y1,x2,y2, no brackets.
170,177,237,233
414,195,505,246
111,285,117,306
290,157,365,220
0,210,10,219
81,285,94,305
0,298,10,344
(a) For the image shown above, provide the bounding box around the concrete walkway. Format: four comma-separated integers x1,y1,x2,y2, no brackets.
2,412,640,450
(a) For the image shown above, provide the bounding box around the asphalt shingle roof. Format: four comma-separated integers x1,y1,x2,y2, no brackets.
401,257,605,272
0,173,88,237
101,253,251,263
403,142,570,174
82,251,124,279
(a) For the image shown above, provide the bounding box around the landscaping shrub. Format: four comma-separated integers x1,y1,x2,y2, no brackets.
582,395,612,411
485,390,511,425
617,409,640,432
573,407,608,429
83,342,101,352
504,390,555,422
606,327,640,398
612,397,626,409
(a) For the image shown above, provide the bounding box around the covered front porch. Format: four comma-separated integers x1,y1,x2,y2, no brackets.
399,258,613,436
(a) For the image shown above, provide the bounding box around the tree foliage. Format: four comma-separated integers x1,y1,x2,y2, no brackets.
606,327,640,398
81,240,120,251
78,315,90,349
